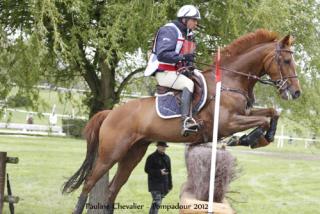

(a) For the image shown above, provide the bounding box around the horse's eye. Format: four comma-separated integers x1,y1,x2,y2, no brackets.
284,59,291,64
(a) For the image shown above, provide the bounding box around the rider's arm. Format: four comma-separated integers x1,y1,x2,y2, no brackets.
155,26,183,63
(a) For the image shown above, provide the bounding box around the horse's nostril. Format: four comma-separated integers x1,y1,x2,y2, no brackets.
293,90,301,99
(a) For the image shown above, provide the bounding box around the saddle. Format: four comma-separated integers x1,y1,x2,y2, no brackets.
155,69,207,119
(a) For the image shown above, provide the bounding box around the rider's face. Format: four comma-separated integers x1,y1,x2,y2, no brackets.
186,18,198,30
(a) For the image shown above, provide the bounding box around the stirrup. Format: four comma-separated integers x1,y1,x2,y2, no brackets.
181,117,199,137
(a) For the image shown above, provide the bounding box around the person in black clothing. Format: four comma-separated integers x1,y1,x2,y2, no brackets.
145,141,172,214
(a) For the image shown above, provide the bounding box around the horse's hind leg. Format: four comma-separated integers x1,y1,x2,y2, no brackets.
73,133,123,214
107,140,150,208
73,156,116,214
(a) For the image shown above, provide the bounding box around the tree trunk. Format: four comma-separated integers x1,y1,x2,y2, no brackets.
88,96,108,118
100,55,116,110
87,53,116,212
87,173,109,214
88,53,116,117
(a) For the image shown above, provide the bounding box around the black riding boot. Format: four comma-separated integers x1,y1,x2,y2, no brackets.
181,87,199,136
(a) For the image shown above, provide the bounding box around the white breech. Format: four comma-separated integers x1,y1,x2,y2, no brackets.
155,71,194,92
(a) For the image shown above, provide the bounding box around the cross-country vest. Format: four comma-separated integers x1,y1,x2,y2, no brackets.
144,23,195,76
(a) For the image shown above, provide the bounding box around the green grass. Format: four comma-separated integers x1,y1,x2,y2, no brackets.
0,136,319,214
0,135,85,214
229,151,320,214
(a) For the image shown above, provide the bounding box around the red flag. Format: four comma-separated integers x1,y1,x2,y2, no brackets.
215,48,221,82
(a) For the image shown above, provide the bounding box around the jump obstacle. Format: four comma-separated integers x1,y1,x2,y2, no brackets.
179,144,237,214
0,152,19,214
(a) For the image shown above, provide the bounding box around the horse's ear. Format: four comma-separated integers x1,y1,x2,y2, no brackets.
280,35,295,47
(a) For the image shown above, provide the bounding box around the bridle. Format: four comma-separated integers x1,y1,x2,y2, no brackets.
195,43,298,91
262,43,298,91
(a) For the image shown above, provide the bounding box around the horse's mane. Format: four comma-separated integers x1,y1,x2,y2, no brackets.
202,29,279,73
221,29,279,58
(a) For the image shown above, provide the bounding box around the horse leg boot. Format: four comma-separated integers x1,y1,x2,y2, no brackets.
238,127,265,148
265,117,278,142
181,87,200,137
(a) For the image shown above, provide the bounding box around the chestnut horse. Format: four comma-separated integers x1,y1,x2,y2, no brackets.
63,29,301,214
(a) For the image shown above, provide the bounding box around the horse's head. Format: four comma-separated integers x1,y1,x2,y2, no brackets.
264,35,301,100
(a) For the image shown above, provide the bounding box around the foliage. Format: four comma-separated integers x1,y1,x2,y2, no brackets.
62,118,87,138
6,93,33,108
0,0,174,115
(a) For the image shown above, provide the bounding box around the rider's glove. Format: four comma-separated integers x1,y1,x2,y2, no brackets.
180,54,195,62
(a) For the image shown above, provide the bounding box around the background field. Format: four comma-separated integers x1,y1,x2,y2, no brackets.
1,88,87,126
0,135,319,214
1,88,316,139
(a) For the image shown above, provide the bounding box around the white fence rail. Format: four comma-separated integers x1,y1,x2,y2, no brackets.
4,108,86,120
275,125,318,149
233,127,319,149
0,122,65,136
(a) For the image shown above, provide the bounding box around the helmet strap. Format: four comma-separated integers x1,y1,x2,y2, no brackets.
180,18,188,25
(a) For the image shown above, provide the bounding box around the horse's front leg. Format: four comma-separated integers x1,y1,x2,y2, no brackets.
249,108,280,142
225,113,271,149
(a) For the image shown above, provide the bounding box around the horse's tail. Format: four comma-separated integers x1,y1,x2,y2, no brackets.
62,110,111,194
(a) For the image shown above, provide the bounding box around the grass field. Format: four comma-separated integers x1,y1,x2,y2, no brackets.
0,135,319,214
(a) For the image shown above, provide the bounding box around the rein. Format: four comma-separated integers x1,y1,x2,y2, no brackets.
195,61,275,86
193,61,254,105
195,44,298,89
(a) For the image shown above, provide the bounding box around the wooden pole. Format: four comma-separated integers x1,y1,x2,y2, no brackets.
0,152,7,214
6,157,18,164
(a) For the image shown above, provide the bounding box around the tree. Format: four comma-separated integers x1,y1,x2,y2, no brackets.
0,0,177,116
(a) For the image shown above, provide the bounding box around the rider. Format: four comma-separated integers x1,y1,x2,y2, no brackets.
144,5,201,136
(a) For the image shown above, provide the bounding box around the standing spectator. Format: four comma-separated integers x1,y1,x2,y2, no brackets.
26,113,34,124
49,104,58,126
145,141,172,214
